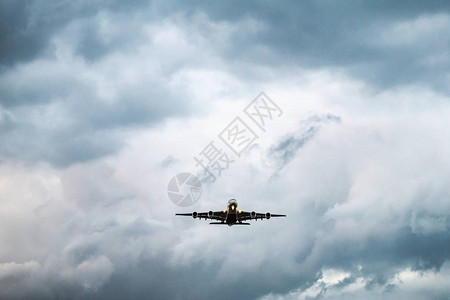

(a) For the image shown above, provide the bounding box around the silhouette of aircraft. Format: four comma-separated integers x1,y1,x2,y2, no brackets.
176,199,286,226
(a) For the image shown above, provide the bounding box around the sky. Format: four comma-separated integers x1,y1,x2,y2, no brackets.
1,1,450,299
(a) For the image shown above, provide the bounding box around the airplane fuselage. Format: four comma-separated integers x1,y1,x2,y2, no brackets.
225,210,237,226
224,199,239,226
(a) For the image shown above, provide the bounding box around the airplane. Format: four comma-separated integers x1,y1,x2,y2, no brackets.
175,199,286,226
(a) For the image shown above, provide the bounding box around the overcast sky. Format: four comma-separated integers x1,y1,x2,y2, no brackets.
1,1,450,299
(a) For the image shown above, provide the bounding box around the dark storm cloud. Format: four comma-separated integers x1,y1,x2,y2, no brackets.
171,0,450,91
0,1,187,166
0,0,82,67
0,0,42,67
318,223,450,279
3,0,450,88
0,0,150,67
0,87,187,167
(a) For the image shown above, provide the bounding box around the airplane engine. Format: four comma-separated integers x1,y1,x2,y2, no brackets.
192,212,198,219
250,211,256,219
265,212,271,219
208,211,214,218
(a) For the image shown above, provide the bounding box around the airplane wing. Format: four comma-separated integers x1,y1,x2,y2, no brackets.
238,211,286,222
175,211,227,222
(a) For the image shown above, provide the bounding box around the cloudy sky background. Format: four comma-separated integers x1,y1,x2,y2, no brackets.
1,1,450,299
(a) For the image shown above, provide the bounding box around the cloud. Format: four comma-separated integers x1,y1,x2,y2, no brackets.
1,1,450,299
0,14,199,166
269,114,341,172
1,71,450,299
0,0,151,67
161,1,450,91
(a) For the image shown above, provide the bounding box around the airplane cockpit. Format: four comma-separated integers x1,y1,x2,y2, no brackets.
228,199,238,211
